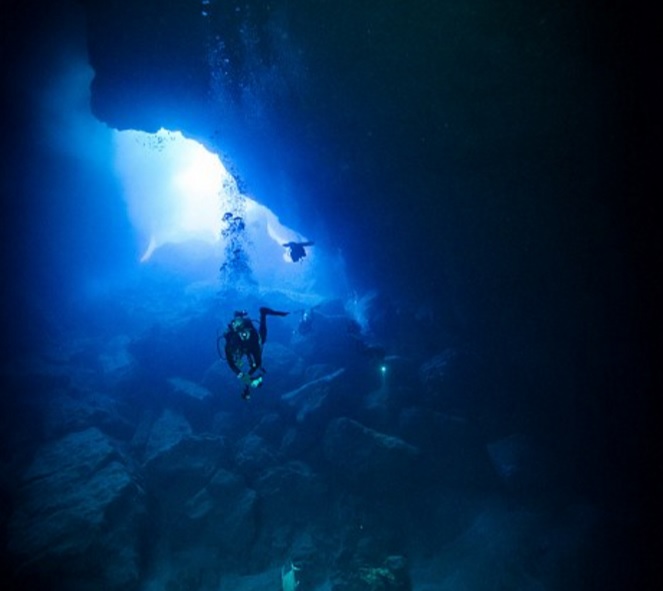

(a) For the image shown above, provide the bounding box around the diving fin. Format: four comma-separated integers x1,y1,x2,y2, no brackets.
260,307,289,317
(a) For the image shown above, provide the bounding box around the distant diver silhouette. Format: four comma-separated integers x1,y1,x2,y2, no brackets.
283,241,314,262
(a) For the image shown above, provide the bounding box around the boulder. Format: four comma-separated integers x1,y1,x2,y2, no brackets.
486,433,551,494
200,360,240,403
127,306,218,382
217,568,282,591
398,407,495,488
143,408,192,463
41,389,134,441
253,412,287,445
254,461,328,529
332,555,412,591
234,432,281,480
165,376,217,431
143,430,231,510
178,467,257,557
227,461,332,565
418,349,459,409
8,427,145,590
167,376,213,401
281,367,346,423
323,418,419,493
261,341,305,386
97,334,137,389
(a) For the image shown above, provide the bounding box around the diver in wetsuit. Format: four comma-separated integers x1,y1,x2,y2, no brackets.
221,307,289,399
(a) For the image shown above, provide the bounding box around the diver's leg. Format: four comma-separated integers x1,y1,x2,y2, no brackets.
258,307,289,344
259,307,289,317
259,309,268,344
241,384,251,400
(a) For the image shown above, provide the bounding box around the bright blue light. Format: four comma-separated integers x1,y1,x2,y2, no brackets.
113,128,232,261
111,127,343,299
29,42,350,304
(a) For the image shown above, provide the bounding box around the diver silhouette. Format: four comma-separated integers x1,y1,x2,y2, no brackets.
283,241,314,262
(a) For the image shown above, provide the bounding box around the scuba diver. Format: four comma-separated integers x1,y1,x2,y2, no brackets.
297,308,315,335
293,305,323,336
219,307,289,399
283,241,314,262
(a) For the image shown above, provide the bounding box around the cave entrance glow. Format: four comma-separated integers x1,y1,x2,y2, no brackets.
29,36,345,303
112,128,335,300
113,128,238,262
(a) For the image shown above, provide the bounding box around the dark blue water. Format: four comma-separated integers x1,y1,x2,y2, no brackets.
1,1,656,590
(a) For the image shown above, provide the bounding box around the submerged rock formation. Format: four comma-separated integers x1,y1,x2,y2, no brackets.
323,417,419,493
8,428,145,590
